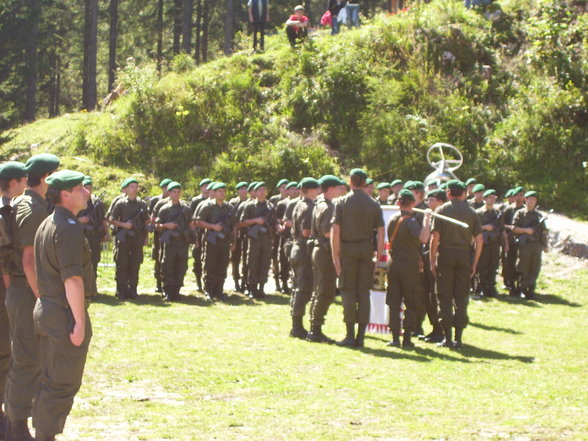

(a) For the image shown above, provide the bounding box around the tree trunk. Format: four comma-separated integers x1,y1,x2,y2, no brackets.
48,49,59,117
157,0,163,74
305,0,312,24
223,0,234,55
182,0,193,53
202,0,209,62
194,0,202,63
83,0,98,111
108,0,118,92
25,0,40,121
173,0,182,54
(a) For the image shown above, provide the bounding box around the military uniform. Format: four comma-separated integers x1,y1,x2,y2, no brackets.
197,199,236,300
0,196,12,429
275,197,293,293
432,198,482,344
234,196,252,292
110,196,148,299
33,203,95,439
77,193,106,278
513,206,546,298
190,194,208,291
229,195,248,292
501,202,525,293
240,198,276,298
269,191,286,291
282,196,300,290
148,193,163,292
476,204,502,297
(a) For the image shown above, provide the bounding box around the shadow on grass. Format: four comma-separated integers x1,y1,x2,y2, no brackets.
345,345,432,362
470,321,522,335
459,344,534,363
533,292,581,307
491,294,541,308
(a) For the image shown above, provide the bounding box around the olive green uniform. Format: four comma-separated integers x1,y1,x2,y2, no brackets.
234,198,252,291
197,200,236,298
77,194,106,278
310,196,336,327
476,205,501,296
500,203,525,289
110,196,148,298
229,196,248,290
432,200,482,329
32,206,95,438
386,211,423,336
269,195,285,289
283,197,299,290
190,195,208,290
290,197,315,317
468,199,484,210
156,200,191,300
513,207,546,295
275,197,293,291
0,197,11,420
148,194,163,291
240,200,276,291
332,189,384,324
5,189,49,422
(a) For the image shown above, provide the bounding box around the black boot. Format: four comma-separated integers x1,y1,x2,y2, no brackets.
0,413,6,440
155,278,163,294
306,324,335,344
196,275,203,292
275,277,282,293
424,326,444,343
33,430,55,441
355,323,367,348
5,419,35,441
234,279,241,293
217,284,228,302
129,285,138,299
204,282,214,301
402,330,415,348
281,279,290,295
438,326,454,348
454,327,464,349
115,282,128,300
387,331,401,347
337,323,357,347
289,316,307,339
258,283,266,299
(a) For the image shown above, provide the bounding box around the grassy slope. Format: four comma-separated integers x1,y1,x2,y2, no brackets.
58,250,588,441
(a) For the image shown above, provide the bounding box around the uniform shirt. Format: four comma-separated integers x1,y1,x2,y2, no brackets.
513,207,545,244
77,194,106,237
292,197,314,242
156,200,192,241
196,200,236,242
247,0,268,22
229,196,248,211
106,193,124,218
476,205,501,244
190,194,207,216
9,189,50,277
387,211,422,262
35,206,96,302
500,203,525,242
432,199,482,250
332,189,384,242
110,196,148,235
311,196,334,244
377,198,389,206
269,194,284,207
148,194,162,216
152,196,170,218
468,199,484,210
240,200,276,236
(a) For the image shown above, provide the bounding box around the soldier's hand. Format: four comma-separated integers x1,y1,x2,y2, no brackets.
70,322,85,347
166,222,178,229
430,261,437,277
213,223,223,232
469,264,477,279
78,216,90,224
256,217,265,225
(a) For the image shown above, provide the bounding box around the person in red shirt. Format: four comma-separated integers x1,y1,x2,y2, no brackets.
285,5,309,48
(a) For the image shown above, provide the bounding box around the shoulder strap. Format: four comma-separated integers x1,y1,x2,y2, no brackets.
389,215,410,250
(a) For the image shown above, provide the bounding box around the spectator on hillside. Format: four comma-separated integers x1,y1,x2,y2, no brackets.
248,0,270,52
347,0,360,27
328,0,347,35
286,5,310,48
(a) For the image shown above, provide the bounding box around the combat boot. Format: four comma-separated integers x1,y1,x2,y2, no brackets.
5,419,34,441
337,323,357,347
115,283,128,300
155,279,163,293
438,326,454,348
0,412,6,440
233,279,241,293
402,330,415,348
289,316,307,339
258,283,266,299
32,430,55,441
281,279,290,295
217,284,229,302
306,325,335,344
454,327,464,349
424,326,444,343
274,277,282,293
196,275,203,292
387,331,401,347
129,285,139,299
355,323,367,348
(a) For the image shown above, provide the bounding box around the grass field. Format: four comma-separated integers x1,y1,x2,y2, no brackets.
57,248,587,441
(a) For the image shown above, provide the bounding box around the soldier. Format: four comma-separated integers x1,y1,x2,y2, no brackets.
155,182,192,301
229,182,249,293
234,182,258,295
465,178,477,199
105,181,128,219
197,183,236,301
501,186,526,296
376,182,390,205
109,178,148,300
32,170,94,441
77,176,109,280
476,189,502,298
331,169,385,348
240,182,276,299
387,179,403,205
275,181,299,295
5,153,60,441
190,178,212,292
364,177,375,196
307,175,342,343
270,179,289,292
468,183,486,210
0,162,28,438
430,180,483,349
289,178,321,339
510,191,546,300
386,190,432,348
148,178,172,293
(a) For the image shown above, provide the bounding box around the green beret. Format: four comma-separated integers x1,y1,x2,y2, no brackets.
473,183,486,193
199,178,212,188
276,179,289,188
45,170,85,190
390,179,402,187
338,178,347,186
121,177,138,189
159,178,172,188
206,182,216,191
447,179,466,190
483,189,497,198
319,175,340,188
514,186,525,195
350,168,368,180
248,182,258,191
296,181,302,189
465,178,477,186
411,181,425,191
167,181,182,191
212,182,226,191
504,189,513,198
82,176,93,186
254,181,266,191
525,190,538,199
398,189,415,202
25,153,60,177
403,180,414,189
439,183,448,190
300,177,320,189
236,181,249,190
377,182,391,190
286,181,298,190
366,178,374,185
0,162,28,180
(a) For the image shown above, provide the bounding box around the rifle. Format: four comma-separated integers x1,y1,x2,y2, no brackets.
247,217,269,240
516,209,551,247
115,207,146,242
206,209,233,246
82,192,106,233
482,210,502,245
160,206,187,244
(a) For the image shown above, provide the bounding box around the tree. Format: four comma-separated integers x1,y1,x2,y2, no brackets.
157,0,164,74
25,0,41,121
82,0,98,110
173,0,182,54
194,0,202,62
223,0,234,55
182,0,193,53
108,0,118,92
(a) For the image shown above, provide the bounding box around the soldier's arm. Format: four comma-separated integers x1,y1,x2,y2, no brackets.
23,246,39,298
330,223,341,276
65,276,86,347
471,233,484,278
430,231,440,275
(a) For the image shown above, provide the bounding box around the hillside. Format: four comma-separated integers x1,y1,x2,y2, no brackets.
0,0,586,211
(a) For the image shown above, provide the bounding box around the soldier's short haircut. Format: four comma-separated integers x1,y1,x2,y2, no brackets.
46,186,72,205
449,186,465,197
350,174,366,188
27,176,42,187
0,177,25,193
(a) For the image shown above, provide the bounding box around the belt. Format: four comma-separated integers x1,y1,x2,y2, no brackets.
40,295,91,310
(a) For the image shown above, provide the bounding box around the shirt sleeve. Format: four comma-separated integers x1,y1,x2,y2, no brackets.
111,199,123,221
331,200,342,226
56,225,85,282
431,206,444,234
471,210,483,236
196,203,210,223
18,204,47,248
301,203,313,231
373,205,385,229
320,204,333,236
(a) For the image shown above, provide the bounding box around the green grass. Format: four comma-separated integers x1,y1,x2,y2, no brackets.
55,249,588,440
